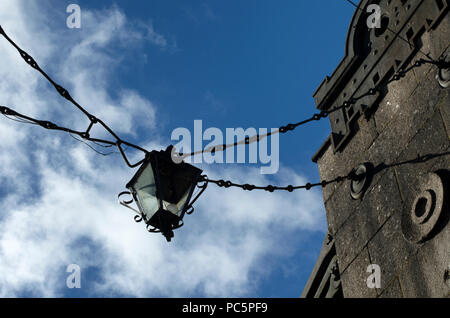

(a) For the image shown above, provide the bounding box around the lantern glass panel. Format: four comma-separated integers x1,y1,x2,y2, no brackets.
161,182,194,217
156,155,201,217
131,163,159,222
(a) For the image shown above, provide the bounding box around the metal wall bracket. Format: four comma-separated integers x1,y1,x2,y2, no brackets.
436,53,450,88
350,163,373,200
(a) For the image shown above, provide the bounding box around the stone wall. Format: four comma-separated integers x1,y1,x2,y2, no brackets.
307,0,450,297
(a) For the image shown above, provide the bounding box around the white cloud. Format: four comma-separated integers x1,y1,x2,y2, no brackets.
142,21,169,48
0,0,326,297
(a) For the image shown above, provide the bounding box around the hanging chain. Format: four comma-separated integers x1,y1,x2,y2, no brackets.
178,0,449,159
0,25,149,168
0,24,448,193
0,25,444,162
194,59,448,191
200,149,450,193
199,173,358,193
176,57,445,159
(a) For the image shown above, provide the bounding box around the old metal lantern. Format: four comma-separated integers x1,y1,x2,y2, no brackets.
121,146,203,241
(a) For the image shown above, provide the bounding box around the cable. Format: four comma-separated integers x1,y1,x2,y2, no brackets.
200,173,354,192
0,21,447,194
0,24,443,165
175,56,441,160
0,25,149,168
68,133,118,156
201,150,450,192
91,140,115,148
2,113,39,125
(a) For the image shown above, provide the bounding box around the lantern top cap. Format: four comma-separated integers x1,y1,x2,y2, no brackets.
126,145,201,189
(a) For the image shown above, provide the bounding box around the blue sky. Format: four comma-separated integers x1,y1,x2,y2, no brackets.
0,0,355,297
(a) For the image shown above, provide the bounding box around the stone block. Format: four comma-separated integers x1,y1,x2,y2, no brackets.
366,73,448,188
438,92,450,140
324,179,360,236
318,115,380,203
374,61,419,134
399,242,450,298
407,66,449,130
361,169,404,229
329,155,407,270
412,108,450,156
317,144,341,203
379,277,403,298
321,164,403,246
340,247,378,298
334,211,368,273
394,111,450,213
367,210,419,294
333,168,403,272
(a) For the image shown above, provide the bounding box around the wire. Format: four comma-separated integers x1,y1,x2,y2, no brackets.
201,149,450,192
2,113,39,125
4,52,431,192
91,140,115,148
0,19,447,193
68,133,118,156
200,174,353,192
0,24,443,165
175,56,441,160
0,25,149,168
178,0,450,161
3,112,118,156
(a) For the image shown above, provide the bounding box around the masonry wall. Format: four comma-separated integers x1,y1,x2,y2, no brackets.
312,0,449,297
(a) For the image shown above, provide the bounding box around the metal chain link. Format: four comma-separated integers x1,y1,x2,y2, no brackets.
199,173,356,193
0,25,149,168
0,24,447,193
177,56,444,159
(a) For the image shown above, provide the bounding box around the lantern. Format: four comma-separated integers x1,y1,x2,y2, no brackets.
119,146,204,241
